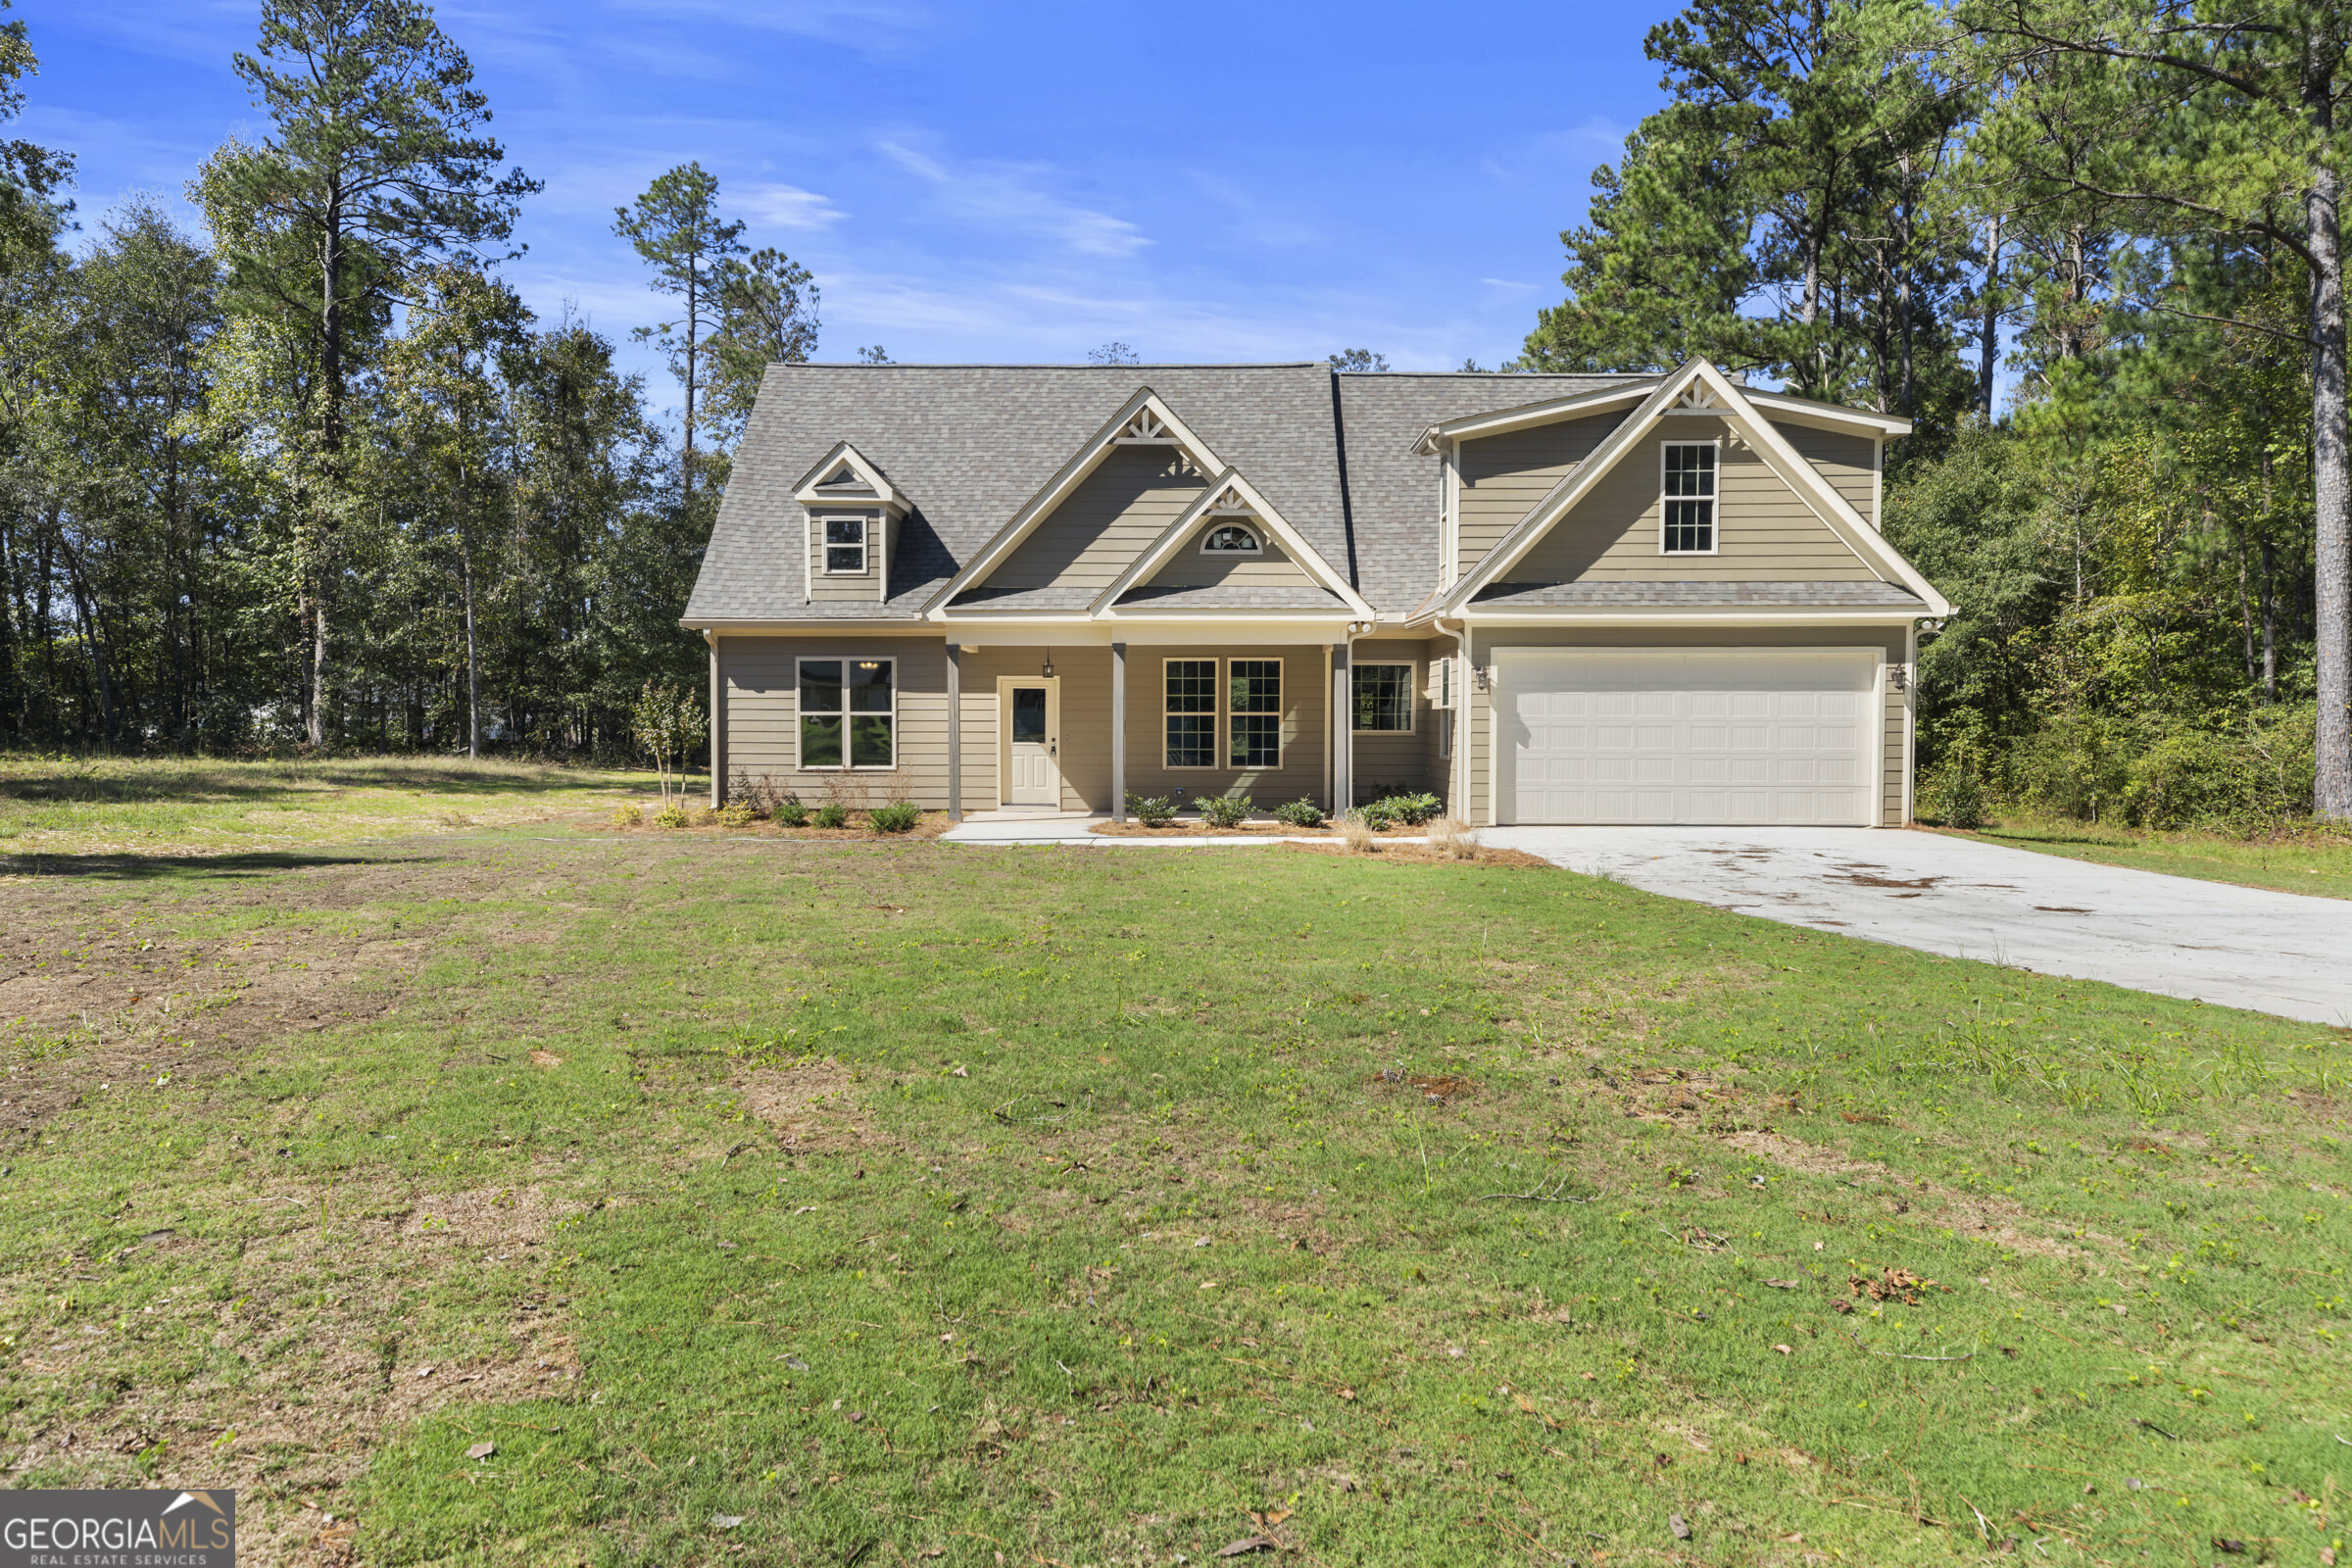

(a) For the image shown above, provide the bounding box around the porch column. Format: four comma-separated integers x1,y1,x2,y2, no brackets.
1331,642,1350,812
946,642,962,822
707,631,724,808
1110,641,1127,821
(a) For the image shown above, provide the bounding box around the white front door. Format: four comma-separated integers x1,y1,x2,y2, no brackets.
1495,648,1878,826
1004,681,1059,806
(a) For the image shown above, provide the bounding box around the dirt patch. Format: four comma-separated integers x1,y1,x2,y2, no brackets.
1277,842,1555,870
8,1178,581,1567
736,1056,876,1152
1831,872,1945,891
1718,1128,2091,1261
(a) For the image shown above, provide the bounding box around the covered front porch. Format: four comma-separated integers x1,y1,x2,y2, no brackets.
941,623,1363,822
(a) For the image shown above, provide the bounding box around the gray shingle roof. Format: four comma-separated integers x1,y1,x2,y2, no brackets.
684,364,1911,626
1470,580,1927,608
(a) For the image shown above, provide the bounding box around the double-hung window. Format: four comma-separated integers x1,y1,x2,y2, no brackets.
1164,660,1216,768
1661,443,1717,554
1228,660,1282,767
798,657,895,768
1350,663,1412,733
822,515,867,574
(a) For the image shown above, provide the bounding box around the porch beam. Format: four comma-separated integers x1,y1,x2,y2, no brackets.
1110,641,1127,822
1331,642,1350,812
946,642,962,822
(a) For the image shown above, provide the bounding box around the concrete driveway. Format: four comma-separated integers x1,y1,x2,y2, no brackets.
1481,825,2352,1026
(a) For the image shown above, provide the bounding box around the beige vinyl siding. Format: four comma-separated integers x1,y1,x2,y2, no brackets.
1510,417,1875,582
718,635,949,806
1122,645,1331,810
1460,625,1906,826
1422,635,1461,812
1455,414,1622,579
976,447,1205,594
949,646,1112,812
1884,657,1907,825
1143,522,1314,590
807,508,884,603
1778,423,1879,526
1348,637,1433,802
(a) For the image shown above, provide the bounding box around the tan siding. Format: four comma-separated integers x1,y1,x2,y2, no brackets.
719,635,949,807
1509,417,1874,582
1348,637,1435,802
1144,523,1313,589
1420,635,1461,812
1779,423,1879,527
1464,625,1906,826
1122,645,1332,811
952,647,1114,811
806,508,884,603
1455,415,1622,578
979,447,1205,593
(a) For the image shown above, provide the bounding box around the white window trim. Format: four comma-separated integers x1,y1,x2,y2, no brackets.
820,514,869,575
1227,657,1284,769
795,655,898,770
1162,657,1221,770
1350,662,1415,734
1199,522,1264,556
1658,438,1721,557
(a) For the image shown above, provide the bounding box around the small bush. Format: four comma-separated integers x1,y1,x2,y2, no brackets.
608,804,643,829
1199,793,1253,829
869,801,922,833
812,802,850,829
1340,812,1377,854
774,797,809,827
653,802,689,829
717,799,758,828
1272,797,1326,829
1919,756,1985,830
1126,793,1179,827
1367,791,1442,827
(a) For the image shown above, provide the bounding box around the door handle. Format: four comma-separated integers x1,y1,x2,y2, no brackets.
1050,739,1057,757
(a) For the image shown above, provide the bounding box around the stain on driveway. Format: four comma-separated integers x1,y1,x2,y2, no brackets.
1483,825,2352,1026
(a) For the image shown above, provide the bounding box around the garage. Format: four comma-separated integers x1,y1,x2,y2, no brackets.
1494,647,1879,825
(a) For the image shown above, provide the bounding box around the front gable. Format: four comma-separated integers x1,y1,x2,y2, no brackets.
1455,412,1625,580
956,444,1206,603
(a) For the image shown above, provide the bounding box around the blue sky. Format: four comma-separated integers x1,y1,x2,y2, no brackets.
16,0,1663,402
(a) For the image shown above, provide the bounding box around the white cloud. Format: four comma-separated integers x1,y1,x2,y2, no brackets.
877,140,1148,260
737,182,846,231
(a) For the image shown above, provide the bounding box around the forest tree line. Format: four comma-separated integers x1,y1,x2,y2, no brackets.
1522,0,2349,826
0,0,815,760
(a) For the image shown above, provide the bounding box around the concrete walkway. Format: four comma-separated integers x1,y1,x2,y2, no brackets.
1482,825,2352,1025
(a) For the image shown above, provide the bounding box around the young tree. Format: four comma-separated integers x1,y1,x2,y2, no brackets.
211,0,537,746
612,162,744,499
630,677,706,803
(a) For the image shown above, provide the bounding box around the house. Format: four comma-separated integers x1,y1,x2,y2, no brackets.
682,356,1950,826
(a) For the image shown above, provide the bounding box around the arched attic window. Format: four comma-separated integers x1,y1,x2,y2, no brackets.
1200,522,1263,555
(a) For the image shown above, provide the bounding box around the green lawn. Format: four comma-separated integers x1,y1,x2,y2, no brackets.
1942,813,2352,901
2,809,2346,1565
0,754,679,861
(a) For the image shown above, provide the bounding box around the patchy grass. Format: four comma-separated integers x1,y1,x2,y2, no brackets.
0,826,2346,1566
0,755,682,862
1946,812,2352,900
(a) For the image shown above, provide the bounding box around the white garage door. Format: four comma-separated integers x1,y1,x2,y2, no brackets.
1496,647,1878,826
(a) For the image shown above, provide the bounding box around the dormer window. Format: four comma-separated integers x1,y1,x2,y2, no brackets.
824,516,867,574
1200,523,1262,555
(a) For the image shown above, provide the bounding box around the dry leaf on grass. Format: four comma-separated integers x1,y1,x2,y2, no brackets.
1216,1538,1277,1557
466,1441,495,1461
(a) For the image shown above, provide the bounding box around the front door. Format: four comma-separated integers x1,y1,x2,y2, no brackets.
1004,681,1059,806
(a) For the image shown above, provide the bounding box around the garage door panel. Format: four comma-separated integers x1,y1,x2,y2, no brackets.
1498,648,1877,826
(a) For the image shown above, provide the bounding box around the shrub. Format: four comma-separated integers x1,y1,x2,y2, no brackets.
717,799,758,828
608,804,643,829
1125,793,1179,827
1369,791,1442,827
1919,755,1986,830
653,802,689,829
812,802,850,829
1272,797,1326,829
1340,811,1377,854
869,801,922,833
1199,793,1253,829
774,796,809,827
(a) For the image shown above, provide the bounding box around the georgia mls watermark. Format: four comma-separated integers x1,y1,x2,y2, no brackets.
1,1490,235,1567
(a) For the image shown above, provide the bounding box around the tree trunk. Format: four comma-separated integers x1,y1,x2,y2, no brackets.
2310,42,2350,818
461,526,480,759
1979,213,2002,421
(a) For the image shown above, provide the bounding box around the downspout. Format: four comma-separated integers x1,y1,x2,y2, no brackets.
1437,614,1469,821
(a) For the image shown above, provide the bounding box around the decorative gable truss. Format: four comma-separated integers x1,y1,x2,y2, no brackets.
1435,358,1952,617
1091,467,1373,618
793,441,908,605
923,387,1224,618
